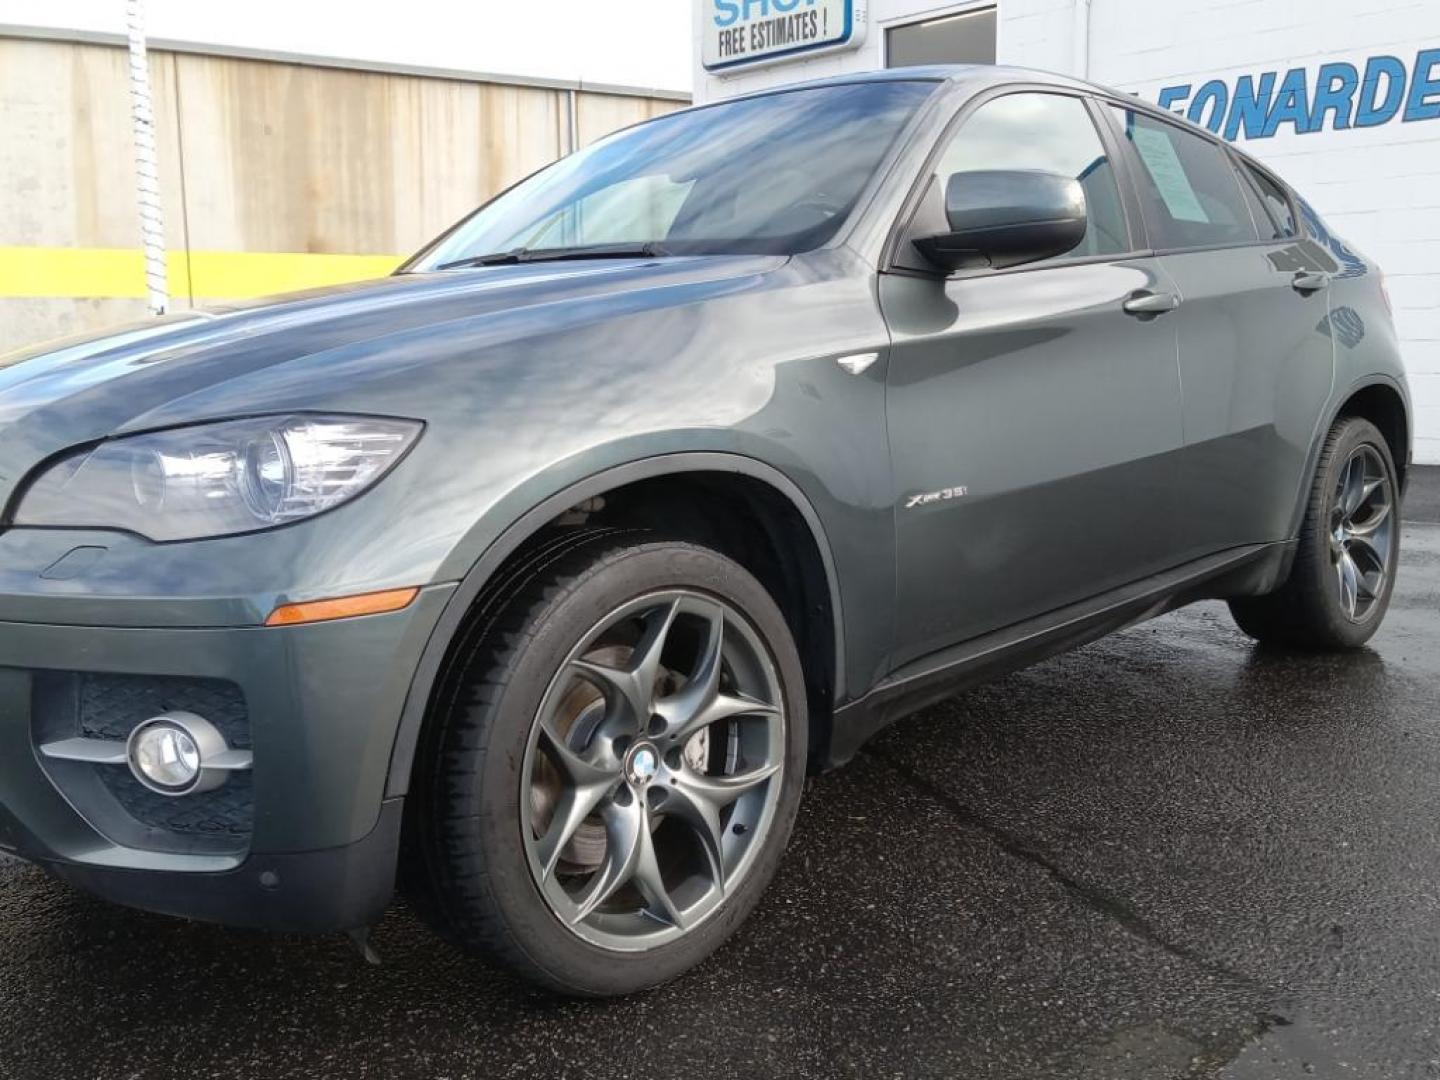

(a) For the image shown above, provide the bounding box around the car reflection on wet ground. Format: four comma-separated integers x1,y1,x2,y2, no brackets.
2,470,1438,1080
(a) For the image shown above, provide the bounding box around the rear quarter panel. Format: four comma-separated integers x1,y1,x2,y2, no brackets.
1291,199,1412,526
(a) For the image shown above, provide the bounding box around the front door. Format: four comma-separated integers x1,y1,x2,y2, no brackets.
881,90,1185,669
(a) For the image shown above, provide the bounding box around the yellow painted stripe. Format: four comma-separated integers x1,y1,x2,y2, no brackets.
0,247,149,299
0,247,405,301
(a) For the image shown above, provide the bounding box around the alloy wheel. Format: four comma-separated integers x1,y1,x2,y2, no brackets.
1329,444,1394,622
520,590,786,951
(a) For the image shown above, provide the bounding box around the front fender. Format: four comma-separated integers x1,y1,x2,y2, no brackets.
382,450,851,799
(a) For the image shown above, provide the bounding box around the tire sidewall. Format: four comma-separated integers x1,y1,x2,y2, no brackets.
1299,418,1401,646
464,542,807,995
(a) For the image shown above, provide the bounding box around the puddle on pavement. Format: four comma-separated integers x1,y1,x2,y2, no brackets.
1059,1009,1364,1079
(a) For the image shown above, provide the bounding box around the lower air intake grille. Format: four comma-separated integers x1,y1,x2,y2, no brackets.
78,673,251,750
33,672,255,852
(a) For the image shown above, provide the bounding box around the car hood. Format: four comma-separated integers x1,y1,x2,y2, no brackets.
0,255,783,508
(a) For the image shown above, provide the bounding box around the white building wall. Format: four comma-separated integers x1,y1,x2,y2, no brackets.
695,0,1440,463
693,2,1007,103
1078,0,1440,466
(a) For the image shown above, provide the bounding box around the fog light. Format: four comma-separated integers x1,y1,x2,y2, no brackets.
126,712,230,796
131,724,199,790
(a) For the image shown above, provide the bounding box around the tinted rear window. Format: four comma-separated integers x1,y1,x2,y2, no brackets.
1241,162,1298,240
1110,107,1259,250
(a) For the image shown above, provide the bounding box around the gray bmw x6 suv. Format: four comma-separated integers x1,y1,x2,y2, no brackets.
0,66,1409,996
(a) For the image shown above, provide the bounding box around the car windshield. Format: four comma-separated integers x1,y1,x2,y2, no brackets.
406,80,937,269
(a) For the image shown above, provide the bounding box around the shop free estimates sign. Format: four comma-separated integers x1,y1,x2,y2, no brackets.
704,0,866,72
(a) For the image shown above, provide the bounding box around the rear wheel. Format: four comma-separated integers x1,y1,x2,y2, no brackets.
1229,416,1400,650
408,534,807,996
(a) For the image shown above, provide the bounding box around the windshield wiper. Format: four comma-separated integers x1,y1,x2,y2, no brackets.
435,242,671,271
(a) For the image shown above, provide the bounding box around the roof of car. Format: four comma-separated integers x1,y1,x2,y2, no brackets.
725,63,1228,145
726,63,1098,97
701,65,1299,198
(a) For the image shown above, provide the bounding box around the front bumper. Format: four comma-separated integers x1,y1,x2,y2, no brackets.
9,800,406,933
0,584,455,932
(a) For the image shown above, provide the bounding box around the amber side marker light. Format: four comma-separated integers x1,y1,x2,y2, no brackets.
264,587,420,627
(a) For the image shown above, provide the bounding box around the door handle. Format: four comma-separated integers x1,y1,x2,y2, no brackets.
1292,270,1332,294
1122,290,1181,317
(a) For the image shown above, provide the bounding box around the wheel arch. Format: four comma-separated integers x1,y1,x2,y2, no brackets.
1288,375,1412,538
385,453,846,797
1336,379,1411,490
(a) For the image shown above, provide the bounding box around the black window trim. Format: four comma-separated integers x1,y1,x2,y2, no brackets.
1083,93,1154,254
881,82,1149,281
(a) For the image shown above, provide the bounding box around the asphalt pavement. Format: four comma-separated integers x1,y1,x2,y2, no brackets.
2,469,1438,1080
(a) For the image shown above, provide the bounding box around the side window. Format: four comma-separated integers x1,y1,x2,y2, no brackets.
1109,107,1259,250
1241,163,1298,239
932,92,1129,260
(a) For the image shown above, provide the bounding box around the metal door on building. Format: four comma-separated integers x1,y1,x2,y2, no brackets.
884,6,996,68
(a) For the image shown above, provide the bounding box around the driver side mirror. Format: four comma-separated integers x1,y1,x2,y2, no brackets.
914,169,1088,273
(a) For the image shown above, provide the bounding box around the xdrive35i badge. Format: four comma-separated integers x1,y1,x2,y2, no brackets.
905,486,969,510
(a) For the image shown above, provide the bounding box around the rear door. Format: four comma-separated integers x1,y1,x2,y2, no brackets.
880,90,1185,668
1102,105,1336,560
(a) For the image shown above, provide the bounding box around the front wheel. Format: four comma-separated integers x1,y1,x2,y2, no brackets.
408,533,808,996
1229,416,1401,650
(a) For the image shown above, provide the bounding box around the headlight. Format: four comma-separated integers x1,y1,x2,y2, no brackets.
13,414,422,541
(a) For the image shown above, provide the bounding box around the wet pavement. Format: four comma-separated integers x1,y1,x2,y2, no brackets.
2,471,1438,1079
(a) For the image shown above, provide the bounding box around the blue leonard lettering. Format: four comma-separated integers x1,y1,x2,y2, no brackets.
1407,47,1440,121
1224,72,1277,139
1157,49,1440,140
1357,56,1406,126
